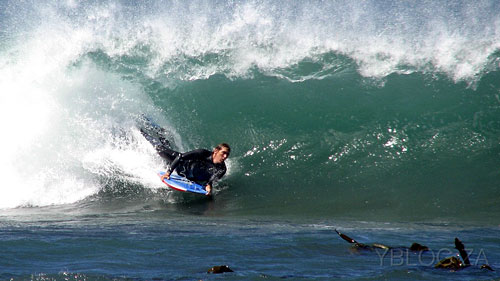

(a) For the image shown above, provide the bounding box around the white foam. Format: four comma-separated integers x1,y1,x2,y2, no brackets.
0,6,168,208
27,1,498,83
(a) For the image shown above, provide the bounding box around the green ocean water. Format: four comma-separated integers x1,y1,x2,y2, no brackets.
143,63,500,222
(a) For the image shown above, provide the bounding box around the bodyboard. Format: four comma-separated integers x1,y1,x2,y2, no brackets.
158,171,208,195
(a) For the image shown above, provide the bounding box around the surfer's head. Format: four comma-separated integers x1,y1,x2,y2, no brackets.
212,143,230,164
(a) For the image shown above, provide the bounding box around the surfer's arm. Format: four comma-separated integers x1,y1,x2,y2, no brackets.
166,153,184,175
204,167,225,195
206,166,226,188
204,168,226,196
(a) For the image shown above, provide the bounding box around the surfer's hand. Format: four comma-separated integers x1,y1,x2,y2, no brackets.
205,184,212,196
162,171,171,180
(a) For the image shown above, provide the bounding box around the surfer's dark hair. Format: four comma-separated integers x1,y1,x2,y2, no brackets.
215,143,231,153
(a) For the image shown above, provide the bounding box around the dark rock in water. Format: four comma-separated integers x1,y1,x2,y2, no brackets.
435,256,463,270
480,264,495,271
454,237,471,266
409,243,429,251
353,242,372,250
335,230,491,272
434,237,494,271
335,229,357,244
335,229,427,252
207,265,234,274
371,243,390,250
335,229,373,250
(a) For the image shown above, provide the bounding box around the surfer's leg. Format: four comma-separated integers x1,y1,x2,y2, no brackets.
157,133,171,148
157,147,180,164
137,115,179,165
138,115,173,149
140,126,175,155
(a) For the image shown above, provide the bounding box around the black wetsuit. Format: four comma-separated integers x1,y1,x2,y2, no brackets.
165,149,226,186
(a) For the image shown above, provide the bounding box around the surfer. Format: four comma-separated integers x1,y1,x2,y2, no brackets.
137,115,230,195
159,143,230,196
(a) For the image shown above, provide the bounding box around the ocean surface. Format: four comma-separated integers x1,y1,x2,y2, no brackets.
1,0,500,280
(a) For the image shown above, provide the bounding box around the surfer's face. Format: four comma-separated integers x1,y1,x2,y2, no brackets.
212,148,230,164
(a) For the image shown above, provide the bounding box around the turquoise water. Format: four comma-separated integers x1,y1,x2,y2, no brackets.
1,0,499,279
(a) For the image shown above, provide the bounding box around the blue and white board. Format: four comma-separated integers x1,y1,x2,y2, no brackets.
158,171,208,195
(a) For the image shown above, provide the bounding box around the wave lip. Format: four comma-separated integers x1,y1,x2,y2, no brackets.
4,1,497,83
133,0,500,83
